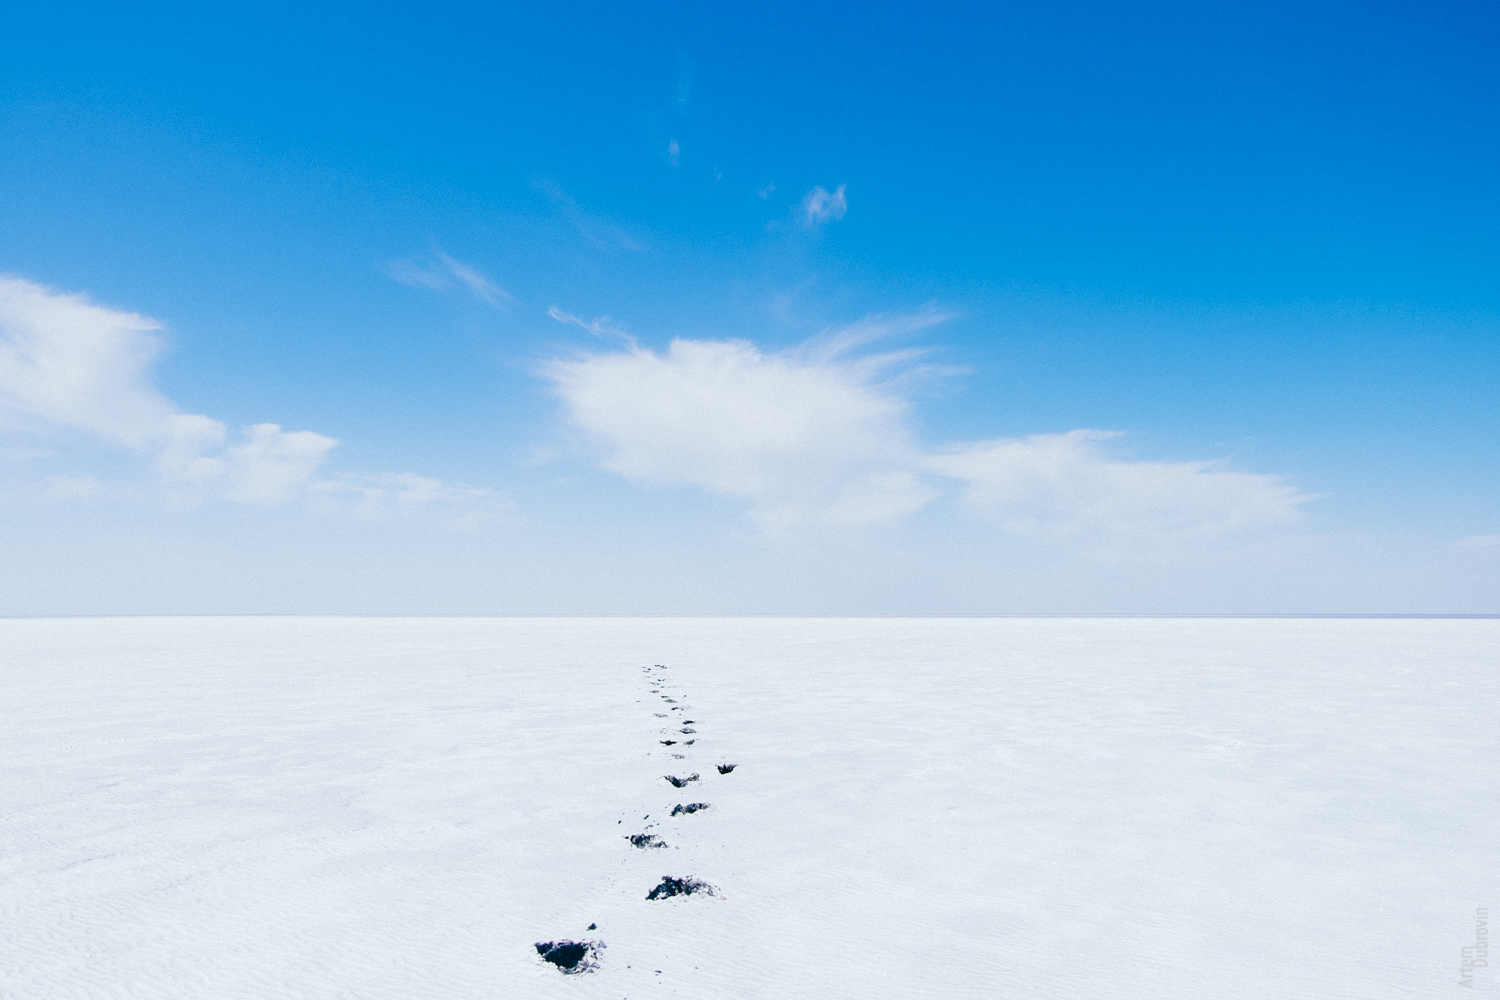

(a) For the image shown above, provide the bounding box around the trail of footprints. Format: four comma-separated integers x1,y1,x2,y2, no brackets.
535,662,739,976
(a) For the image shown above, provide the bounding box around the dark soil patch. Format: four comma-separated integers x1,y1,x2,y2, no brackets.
717,763,737,774
535,939,602,974
671,802,709,816
646,876,715,900
664,773,699,788
628,833,668,849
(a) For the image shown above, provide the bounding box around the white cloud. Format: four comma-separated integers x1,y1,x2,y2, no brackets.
386,253,514,306
545,329,933,530
758,183,776,199
545,312,1313,549
800,184,848,227
157,415,337,505
668,139,680,167
0,276,480,520
0,275,174,446
0,276,338,505
925,431,1312,548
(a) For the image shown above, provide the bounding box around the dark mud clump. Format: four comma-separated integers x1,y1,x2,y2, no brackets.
646,876,715,900
678,728,697,734
717,763,737,775
660,740,677,746
628,833,668,849
671,802,709,816
535,939,603,974
664,773,699,788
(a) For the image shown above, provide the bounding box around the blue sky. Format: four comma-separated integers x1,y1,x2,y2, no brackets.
1,0,1496,613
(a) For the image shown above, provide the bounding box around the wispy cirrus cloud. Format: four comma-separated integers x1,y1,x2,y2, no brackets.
310,473,505,531
800,184,848,227
386,252,514,306
0,275,491,525
534,179,647,252
547,306,636,346
543,309,1314,548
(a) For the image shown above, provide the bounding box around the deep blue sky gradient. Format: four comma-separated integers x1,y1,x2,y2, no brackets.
1,0,1496,611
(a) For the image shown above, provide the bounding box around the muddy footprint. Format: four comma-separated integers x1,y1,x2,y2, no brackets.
671,802,709,816
717,763,737,774
664,773,699,788
646,876,714,900
627,833,668,849
535,939,604,974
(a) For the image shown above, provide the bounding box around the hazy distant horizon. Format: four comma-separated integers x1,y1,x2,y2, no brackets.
5,612,1499,621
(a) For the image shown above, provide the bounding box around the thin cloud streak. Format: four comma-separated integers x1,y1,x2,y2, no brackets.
547,306,637,347
534,179,647,252
386,252,515,306
310,473,505,531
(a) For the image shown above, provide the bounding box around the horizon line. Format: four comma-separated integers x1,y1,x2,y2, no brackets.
2,613,1497,621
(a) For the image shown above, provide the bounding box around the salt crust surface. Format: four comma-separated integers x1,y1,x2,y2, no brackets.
2,616,1496,998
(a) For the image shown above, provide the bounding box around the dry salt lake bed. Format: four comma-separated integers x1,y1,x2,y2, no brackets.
2,616,1496,998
